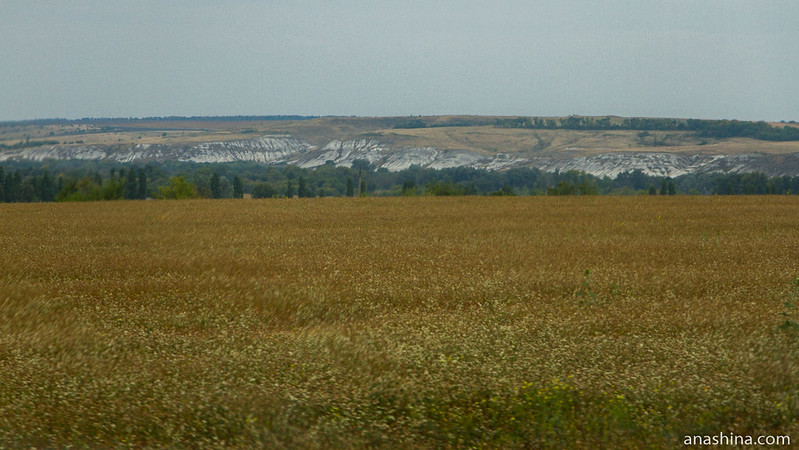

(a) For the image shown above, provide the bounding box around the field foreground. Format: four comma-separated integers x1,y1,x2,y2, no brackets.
1,197,798,447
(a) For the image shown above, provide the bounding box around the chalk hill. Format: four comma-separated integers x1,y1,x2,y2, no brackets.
2,116,799,176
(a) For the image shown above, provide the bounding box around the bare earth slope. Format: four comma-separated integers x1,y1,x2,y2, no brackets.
3,116,799,176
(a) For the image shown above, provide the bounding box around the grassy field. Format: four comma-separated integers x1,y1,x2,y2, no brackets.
1,197,797,447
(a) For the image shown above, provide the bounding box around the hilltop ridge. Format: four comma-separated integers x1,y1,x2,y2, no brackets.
2,115,799,176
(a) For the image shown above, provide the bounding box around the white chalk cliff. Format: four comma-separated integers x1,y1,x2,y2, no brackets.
2,135,799,177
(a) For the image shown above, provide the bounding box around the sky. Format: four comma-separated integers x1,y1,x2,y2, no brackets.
1,1,797,122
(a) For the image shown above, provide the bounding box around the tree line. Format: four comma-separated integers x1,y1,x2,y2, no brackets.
494,116,799,141
4,161,799,203
3,115,318,126
0,139,60,150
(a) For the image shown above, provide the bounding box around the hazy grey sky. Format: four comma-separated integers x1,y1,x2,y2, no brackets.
1,1,797,121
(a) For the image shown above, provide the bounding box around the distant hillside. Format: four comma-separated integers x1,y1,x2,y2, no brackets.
3,115,799,176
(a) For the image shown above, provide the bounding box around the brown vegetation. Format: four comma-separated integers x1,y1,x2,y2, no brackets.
1,197,797,447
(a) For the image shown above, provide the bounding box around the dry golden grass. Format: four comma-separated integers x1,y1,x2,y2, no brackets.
1,197,798,447
370,125,799,155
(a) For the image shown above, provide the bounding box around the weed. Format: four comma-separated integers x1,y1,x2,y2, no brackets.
779,277,799,332
574,269,596,303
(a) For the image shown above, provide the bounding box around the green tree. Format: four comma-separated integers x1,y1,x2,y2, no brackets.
490,184,516,196
252,182,278,198
101,176,124,200
137,167,148,199
577,180,598,195
39,171,56,202
346,177,355,197
233,175,243,199
191,168,213,198
4,171,22,202
18,179,35,202
547,181,576,196
157,176,197,199
56,177,104,202
401,179,418,196
425,181,464,196
210,172,222,199
124,168,138,199
218,176,233,198
298,175,311,198
285,180,294,198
